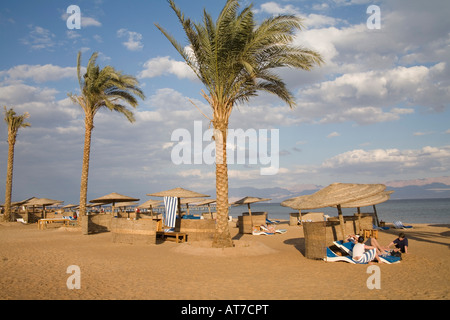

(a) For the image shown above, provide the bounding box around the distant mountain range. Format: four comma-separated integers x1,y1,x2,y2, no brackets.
207,182,450,203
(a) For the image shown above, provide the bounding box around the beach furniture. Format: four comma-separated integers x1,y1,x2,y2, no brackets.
233,197,271,233
282,183,390,240
37,218,71,229
260,224,287,234
393,221,413,229
334,240,401,264
156,196,186,243
90,192,140,217
325,247,356,263
266,218,280,224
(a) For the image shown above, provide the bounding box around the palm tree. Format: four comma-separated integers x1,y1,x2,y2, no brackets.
69,52,145,230
3,107,30,222
156,0,323,247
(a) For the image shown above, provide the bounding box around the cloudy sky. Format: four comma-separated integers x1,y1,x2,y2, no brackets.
0,0,449,204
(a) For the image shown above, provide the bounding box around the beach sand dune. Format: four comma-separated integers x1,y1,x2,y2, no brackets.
0,221,448,300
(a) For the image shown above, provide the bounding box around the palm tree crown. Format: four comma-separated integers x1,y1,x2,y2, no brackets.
156,0,323,125
70,51,145,123
4,107,31,144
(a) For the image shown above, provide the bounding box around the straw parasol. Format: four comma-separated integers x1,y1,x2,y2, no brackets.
281,183,386,240
138,199,163,219
180,197,209,215
338,190,394,228
194,199,217,218
24,198,64,218
147,187,210,218
89,192,140,216
232,196,271,227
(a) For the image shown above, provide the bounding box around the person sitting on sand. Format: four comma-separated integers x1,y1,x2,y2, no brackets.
351,236,383,264
387,232,408,254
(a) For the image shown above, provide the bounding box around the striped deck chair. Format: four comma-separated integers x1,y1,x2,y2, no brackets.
163,196,178,232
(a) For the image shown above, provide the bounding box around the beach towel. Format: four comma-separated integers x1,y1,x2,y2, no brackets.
353,248,377,264
163,196,178,229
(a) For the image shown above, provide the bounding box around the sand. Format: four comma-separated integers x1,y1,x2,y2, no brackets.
0,220,448,300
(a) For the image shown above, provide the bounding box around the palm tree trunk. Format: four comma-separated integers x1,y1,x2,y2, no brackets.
79,115,93,234
212,125,233,248
3,138,15,222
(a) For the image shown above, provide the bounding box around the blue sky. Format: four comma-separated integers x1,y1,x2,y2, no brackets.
0,0,449,204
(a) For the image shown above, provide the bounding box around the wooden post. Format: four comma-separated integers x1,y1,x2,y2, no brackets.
357,207,362,234
337,204,346,241
373,205,380,227
248,203,254,230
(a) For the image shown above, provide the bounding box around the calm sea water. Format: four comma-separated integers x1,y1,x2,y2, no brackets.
191,198,450,225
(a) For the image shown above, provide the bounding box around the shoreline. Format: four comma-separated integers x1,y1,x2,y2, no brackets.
0,220,448,300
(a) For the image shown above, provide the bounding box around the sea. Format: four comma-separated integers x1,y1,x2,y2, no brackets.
190,198,450,225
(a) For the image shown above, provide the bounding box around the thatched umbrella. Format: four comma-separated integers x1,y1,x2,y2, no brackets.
89,192,139,216
63,204,77,212
281,183,386,240
338,190,394,229
180,197,209,215
25,198,64,219
232,196,271,228
194,199,217,218
147,187,210,218
138,199,163,218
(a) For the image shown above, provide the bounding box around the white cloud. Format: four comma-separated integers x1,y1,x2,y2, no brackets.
321,146,450,176
256,2,342,28
21,25,56,50
117,28,143,51
327,132,340,138
0,64,78,83
138,56,196,80
295,64,448,124
82,17,101,27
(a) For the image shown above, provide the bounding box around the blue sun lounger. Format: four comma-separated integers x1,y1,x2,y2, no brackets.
333,240,401,264
325,247,356,264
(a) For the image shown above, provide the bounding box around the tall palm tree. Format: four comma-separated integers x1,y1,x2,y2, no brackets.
3,107,30,222
69,52,145,229
156,0,323,247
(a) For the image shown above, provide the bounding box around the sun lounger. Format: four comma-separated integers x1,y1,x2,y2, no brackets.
373,224,390,230
333,240,401,264
393,221,413,229
252,230,273,235
266,218,281,224
260,225,287,234
325,247,356,264
16,218,27,224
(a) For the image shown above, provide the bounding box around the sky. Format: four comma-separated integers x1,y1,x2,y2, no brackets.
0,0,449,204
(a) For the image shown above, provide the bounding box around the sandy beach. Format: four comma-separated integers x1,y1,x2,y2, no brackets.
0,220,448,301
